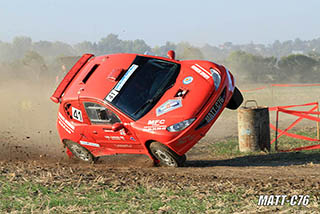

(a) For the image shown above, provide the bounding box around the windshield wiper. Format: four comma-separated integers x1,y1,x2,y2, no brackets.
133,83,174,116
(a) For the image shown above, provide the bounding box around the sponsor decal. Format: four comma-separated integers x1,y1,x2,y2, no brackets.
72,107,83,122
183,76,193,85
144,119,166,131
105,89,119,102
116,144,133,148
143,126,166,131
114,64,138,91
80,140,100,147
191,64,211,80
58,112,75,134
147,119,165,125
156,99,182,116
105,64,138,102
175,89,188,98
105,136,125,141
130,137,136,141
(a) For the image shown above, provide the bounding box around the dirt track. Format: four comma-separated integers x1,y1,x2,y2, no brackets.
1,79,320,212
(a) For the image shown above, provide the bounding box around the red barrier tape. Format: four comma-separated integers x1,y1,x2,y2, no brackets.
268,102,318,111
268,102,320,152
270,124,318,142
271,83,320,87
281,144,320,152
240,83,320,92
280,110,320,122
240,86,268,92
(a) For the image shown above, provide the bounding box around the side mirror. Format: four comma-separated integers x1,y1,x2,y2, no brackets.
167,50,175,60
112,123,124,132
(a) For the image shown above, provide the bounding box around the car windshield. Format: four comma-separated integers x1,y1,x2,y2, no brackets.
105,56,180,120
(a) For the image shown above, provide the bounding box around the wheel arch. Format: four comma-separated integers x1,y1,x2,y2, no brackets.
144,139,158,160
61,139,74,157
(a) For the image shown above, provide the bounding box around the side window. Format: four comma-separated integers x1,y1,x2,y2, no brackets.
84,102,121,124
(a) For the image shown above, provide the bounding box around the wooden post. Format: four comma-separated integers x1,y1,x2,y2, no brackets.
271,85,274,106
275,110,279,151
317,102,320,140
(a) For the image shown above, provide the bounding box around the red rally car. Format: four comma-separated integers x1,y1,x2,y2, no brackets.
50,50,243,167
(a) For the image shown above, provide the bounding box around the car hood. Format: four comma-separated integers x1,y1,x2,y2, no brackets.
139,60,225,125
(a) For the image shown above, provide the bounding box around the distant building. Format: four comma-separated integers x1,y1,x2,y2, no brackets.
291,50,304,55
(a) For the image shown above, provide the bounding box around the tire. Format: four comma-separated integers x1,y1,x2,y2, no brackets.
150,142,186,167
65,140,96,163
226,87,243,110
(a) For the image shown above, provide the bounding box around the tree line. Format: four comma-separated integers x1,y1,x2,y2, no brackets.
1,34,320,84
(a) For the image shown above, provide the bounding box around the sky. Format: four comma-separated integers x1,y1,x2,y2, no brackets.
0,0,319,47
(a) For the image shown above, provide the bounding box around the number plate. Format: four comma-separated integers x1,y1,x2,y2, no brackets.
204,90,225,123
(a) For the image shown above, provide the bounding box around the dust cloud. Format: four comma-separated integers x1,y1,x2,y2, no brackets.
0,77,64,161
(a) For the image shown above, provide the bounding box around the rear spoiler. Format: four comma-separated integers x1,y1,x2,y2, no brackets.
50,53,94,103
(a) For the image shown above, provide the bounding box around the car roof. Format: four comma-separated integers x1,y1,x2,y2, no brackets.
62,53,179,102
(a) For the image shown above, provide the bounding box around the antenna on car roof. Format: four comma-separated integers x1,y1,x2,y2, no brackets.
77,88,84,102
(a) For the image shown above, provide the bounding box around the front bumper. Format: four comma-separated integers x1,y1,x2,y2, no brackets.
166,80,234,155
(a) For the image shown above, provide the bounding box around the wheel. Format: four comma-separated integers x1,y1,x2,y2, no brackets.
150,142,186,167
65,140,96,163
226,87,243,110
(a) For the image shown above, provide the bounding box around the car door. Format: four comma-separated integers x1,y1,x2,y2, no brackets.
82,100,142,153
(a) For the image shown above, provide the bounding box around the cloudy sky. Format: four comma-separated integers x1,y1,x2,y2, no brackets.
0,0,319,46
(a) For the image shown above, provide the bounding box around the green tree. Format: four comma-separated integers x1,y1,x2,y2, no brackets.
176,42,204,60
74,41,97,55
122,39,151,54
33,41,75,59
278,54,318,82
225,51,277,83
97,34,123,54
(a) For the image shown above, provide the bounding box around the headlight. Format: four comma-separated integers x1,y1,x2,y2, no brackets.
167,118,196,132
210,68,221,91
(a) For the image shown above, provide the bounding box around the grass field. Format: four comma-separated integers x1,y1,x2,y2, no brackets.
0,178,247,213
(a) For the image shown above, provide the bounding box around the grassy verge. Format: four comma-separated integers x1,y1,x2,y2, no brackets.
0,174,318,213
209,128,320,157
0,176,247,213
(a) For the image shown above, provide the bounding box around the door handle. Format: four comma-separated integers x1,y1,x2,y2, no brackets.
92,130,98,134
